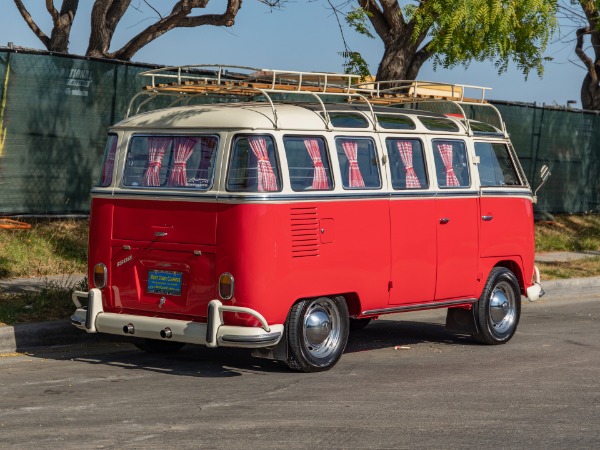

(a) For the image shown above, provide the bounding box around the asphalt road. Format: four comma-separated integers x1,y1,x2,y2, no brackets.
0,290,598,449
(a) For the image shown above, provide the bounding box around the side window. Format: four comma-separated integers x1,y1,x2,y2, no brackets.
386,138,428,189
283,136,333,191
98,134,118,187
227,135,281,192
475,142,522,186
335,137,381,189
432,140,470,188
122,135,218,190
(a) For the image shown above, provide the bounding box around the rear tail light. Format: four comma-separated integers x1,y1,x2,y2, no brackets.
219,273,234,300
93,263,107,289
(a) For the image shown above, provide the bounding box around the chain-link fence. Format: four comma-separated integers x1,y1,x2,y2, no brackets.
0,49,598,214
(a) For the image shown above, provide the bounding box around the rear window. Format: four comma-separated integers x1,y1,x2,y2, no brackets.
98,134,118,187
122,135,218,190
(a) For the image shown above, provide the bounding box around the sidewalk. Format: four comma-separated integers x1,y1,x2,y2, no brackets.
1,252,599,354
0,274,86,293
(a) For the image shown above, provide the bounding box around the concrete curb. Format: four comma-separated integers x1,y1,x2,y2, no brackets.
1,276,598,354
0,320,108,354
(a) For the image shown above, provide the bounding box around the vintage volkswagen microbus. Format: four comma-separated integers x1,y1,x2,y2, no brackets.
72,66,544,372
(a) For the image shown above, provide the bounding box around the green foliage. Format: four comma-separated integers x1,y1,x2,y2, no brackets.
345,7,374,39
340,51,372,79
405,0,559,78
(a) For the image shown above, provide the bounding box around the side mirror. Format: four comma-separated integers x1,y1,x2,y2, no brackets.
533,165,551,202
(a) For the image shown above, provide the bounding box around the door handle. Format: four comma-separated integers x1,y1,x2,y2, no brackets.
154,231,168,237
439,218,450,224
482,215,494,221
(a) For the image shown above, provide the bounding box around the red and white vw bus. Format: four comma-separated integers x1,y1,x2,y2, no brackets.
72,66,544,372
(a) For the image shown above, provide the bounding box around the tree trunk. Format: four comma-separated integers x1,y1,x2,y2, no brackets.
576,2,600,110
581,72,600,110
376,43,413,80
376,38,431,81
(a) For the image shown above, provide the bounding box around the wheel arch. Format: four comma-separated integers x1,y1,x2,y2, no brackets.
493,259,525,295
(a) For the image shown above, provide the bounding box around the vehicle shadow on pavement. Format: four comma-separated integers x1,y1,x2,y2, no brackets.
345,318,477,354
19,318,476,377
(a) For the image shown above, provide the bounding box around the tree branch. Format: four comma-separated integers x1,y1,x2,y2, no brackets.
13,0,51,48
575,26,597,82
407,40,433,79
358,0,393,43
109,0,241,61
45,0,60,23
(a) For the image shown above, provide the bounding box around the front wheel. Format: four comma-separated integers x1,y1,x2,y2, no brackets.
473,267,521,345
286,296,349,372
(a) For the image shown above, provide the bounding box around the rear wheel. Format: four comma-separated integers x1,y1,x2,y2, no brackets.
473,267,521,345
286,296,349,372
134,339,186,354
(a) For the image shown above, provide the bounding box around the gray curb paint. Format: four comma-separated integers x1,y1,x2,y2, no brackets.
1,276,598,354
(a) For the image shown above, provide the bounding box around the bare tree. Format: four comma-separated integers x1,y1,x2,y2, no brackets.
12,0,258,61
565,1,600,110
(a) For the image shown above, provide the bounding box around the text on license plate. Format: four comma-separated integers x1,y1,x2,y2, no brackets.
147,270,182,296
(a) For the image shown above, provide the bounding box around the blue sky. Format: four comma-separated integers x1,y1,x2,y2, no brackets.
0,1,585,107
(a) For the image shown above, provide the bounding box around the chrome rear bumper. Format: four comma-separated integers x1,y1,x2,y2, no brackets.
71,289,283,349
526,266,545,302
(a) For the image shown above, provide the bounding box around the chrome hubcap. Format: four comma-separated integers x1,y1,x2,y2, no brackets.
489,281,516,334
303,298,341,359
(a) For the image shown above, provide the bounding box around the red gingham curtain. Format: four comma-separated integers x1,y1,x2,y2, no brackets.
341,140,365,188
396,140,420,188
100,136,118,187
248,136,278,192
167,137,197,187
303,138,329,189
142,137,171,186
437,143,460,187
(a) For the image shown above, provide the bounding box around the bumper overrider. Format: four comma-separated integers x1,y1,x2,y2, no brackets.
71,289,284,349
526,266,545,302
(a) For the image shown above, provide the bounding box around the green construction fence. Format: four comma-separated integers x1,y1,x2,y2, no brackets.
0,49,598,214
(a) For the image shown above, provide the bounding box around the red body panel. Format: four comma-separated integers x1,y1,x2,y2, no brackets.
435,197,479,300
389,198,437,304
88,190,535,326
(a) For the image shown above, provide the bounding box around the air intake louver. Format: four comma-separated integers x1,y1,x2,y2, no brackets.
290,207,320,258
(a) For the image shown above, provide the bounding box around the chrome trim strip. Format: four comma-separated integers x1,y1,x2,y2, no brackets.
480,189,532,197
362,298,477,316
92,190,485,202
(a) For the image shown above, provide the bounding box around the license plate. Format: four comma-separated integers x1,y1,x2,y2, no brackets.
147,270,182,296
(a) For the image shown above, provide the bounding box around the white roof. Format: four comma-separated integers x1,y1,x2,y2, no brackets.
114,103,328,131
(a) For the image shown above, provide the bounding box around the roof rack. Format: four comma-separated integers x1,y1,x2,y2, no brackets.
126,64,507,135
